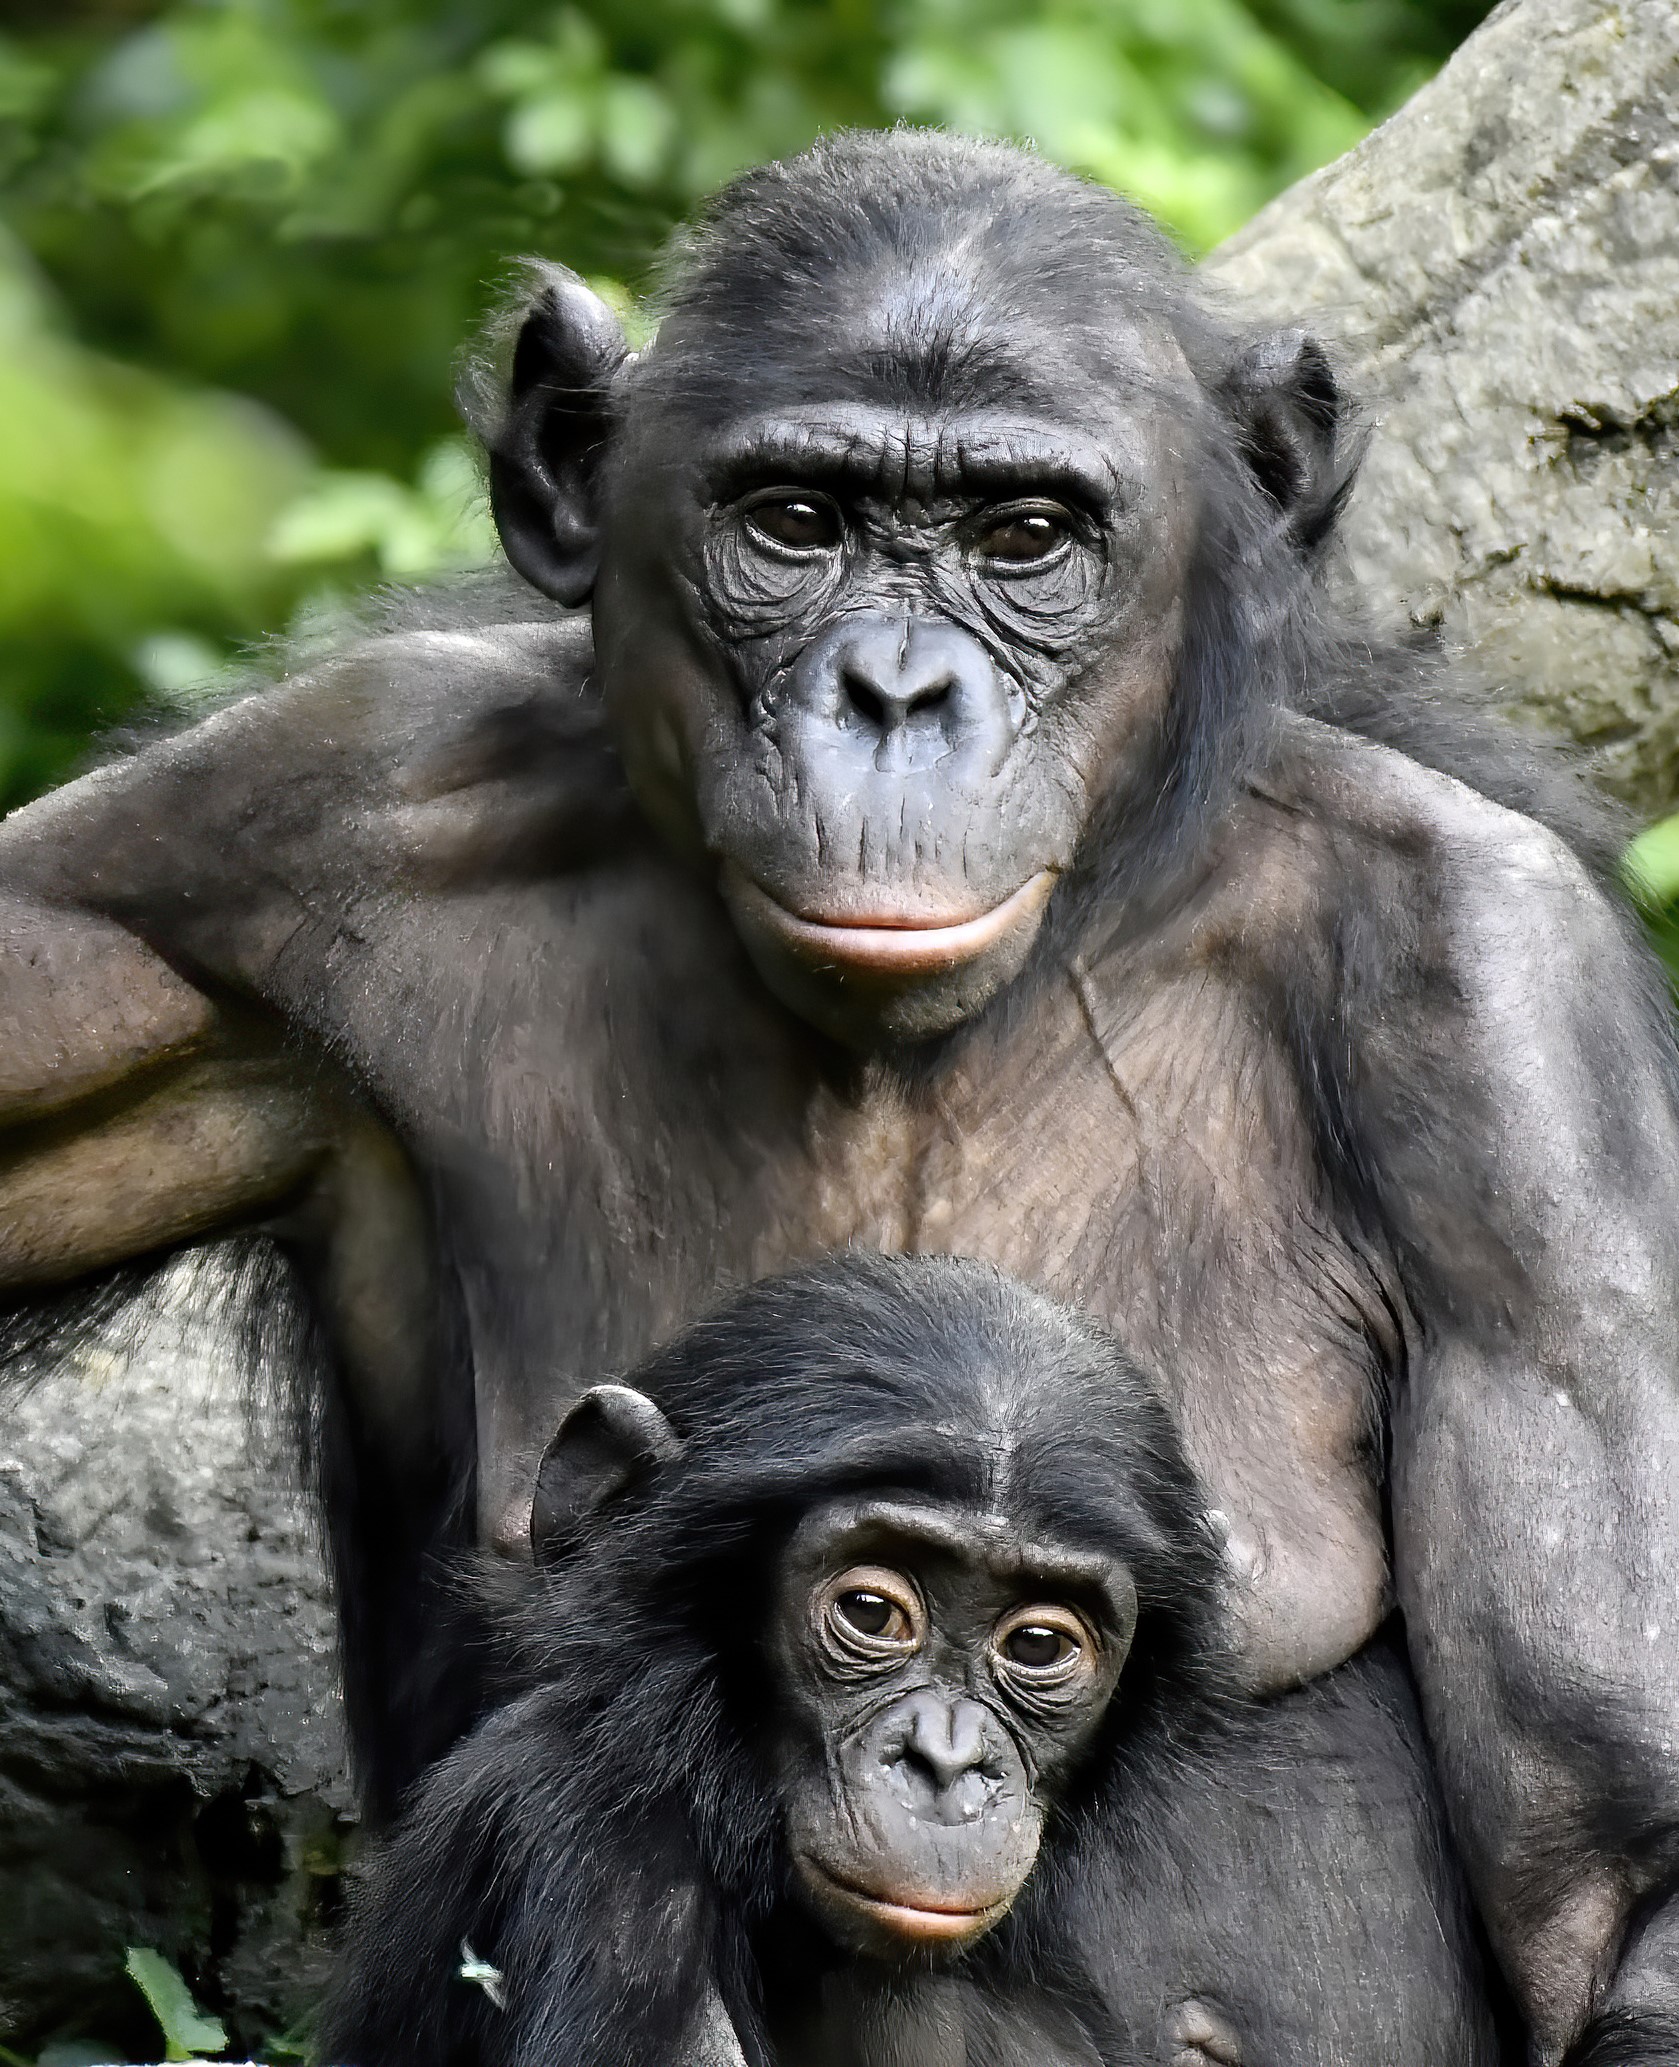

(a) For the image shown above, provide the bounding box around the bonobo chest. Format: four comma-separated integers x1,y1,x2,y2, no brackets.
767,944,1394,1693
351,853,1394,1700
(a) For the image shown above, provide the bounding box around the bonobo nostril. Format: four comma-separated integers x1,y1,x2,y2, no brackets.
842,671,888,733
840,658,956,733
902,1696,991,1794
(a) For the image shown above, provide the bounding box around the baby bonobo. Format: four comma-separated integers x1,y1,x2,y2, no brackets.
323,1256,1499,2067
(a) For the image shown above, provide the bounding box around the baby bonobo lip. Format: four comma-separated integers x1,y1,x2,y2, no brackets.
800,1857,1013,1945
723,868,1056,976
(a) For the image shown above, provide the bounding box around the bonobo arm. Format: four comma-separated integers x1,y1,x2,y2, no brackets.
0,893,338,1288
323,1689,740,2067
0,665,449,1456
0,626,603,1797
0,615,603,1440
1348,769,1679,2063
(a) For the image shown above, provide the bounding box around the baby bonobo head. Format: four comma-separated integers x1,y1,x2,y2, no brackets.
772,1493,1136,1954
526,1252,1221,1967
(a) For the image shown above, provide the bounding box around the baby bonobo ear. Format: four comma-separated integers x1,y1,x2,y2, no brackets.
485,264,631,606
1220,329,1360,555
531,1384,683,1566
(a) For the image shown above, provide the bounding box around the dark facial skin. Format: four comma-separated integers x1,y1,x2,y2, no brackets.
770,1496,1138,1957
595,387,1196,1044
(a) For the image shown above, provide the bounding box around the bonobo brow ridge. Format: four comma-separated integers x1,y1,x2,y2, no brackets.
702,408,1120,509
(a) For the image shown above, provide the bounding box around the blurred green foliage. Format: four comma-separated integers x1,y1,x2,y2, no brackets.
1624,813,1679,989
0,0,1491,811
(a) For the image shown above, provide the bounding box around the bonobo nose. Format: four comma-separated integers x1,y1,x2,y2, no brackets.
886,1693,1001,1820
793,615,1014,773
840,621,957,731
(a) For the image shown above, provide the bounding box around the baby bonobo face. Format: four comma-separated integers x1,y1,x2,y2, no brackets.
771,1495,1138,1959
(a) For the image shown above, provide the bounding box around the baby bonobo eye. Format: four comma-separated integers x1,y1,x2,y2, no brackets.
1003,1623,1073,1669
743,491,844,555
991,1603,1099,1695
972,503,1074,570
838,1590,902,1638
818,1564,925,1663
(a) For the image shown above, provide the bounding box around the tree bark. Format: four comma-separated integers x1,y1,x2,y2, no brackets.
1208,0,1679,814
0,1262,350,2057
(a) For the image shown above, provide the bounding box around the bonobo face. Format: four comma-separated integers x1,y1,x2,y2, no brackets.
484,151,1340,1047
596,384,1195,1044
771,1496,1138,1958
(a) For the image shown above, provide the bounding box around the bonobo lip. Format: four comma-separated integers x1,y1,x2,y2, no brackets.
800,1857,1012,1945
722,867,1057,977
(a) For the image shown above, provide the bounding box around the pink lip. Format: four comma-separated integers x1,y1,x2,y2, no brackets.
723,868,1056,976
803,1859,1011,1943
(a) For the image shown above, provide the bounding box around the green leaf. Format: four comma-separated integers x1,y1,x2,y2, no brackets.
598,74,675,187
505,87,594,176
1626,813,1679,909
125,1946,228,2061
267,470,412,565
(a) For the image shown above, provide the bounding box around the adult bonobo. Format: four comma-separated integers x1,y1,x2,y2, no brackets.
325,1255,1499,2067
0,129,1676,2060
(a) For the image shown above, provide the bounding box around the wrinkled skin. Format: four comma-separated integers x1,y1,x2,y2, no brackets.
592,384,1197,1044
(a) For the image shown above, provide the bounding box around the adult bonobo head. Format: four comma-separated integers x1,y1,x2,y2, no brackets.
479,130,1354,1043
522,1253,1221,1960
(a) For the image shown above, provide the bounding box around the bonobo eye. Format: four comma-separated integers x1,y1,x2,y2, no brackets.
837,1591,905,1638
1003,1624,1073,1669
817,1564,924,1665
972,503,1074,571
991,1604,1098,1695
742,492,844,556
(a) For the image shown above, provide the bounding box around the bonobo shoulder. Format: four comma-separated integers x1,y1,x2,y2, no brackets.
205,610,608,815
1265,710,1617,928
1258,711,1665,1073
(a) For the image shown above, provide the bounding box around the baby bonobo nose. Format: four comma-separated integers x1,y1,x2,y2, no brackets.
891,1691,997,1815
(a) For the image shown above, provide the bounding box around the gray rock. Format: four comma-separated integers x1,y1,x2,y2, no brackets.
1207,0,1679,813
0,1252,350,2058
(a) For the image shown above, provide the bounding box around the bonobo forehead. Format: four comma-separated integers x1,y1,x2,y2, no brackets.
637,268,1200,460
633,129,1209,443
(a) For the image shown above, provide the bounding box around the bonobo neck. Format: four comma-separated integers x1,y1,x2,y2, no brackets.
758,1959,968,2067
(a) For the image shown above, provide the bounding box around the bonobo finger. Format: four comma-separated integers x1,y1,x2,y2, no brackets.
0,1057,331,1288
0,898,214,1120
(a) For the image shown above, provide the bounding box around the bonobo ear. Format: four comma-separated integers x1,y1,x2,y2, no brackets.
485,265,630,606
531,1384,683,1566
1220,330,1357,554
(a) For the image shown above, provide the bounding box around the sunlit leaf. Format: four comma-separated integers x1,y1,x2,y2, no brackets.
1626,813,1679,909
124,1947,227,2061
599,74,676,187
505,88,594,176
